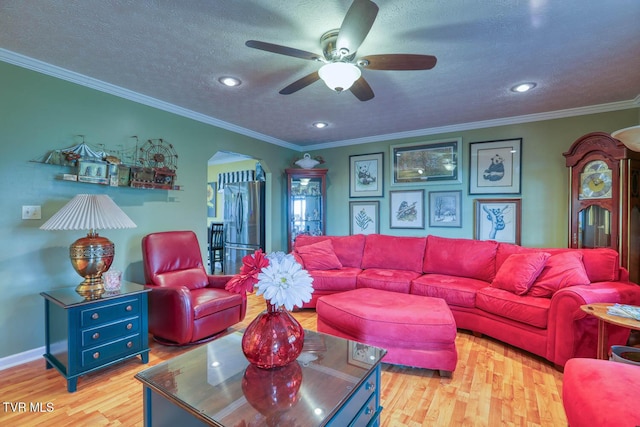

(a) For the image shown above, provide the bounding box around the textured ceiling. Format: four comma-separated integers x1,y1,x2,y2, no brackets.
1,0,639,149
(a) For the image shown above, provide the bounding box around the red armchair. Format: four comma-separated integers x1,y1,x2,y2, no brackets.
142,230,246,345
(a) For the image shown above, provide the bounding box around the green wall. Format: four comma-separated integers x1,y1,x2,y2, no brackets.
0,61,296,359
315,110,639,246
1,58,638,361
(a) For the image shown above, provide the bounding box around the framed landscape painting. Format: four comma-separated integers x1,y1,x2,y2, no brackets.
391,138,461,185
469,138,522,194
474,198,521,245
349,152,383,197
390,190,425,229
349,201,379,235
429,190,462,228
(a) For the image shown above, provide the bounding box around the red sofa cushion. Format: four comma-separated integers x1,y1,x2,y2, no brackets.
492,252,550,295
423,235,499,282
475,287,550,329
295,239,343,270
527,251,591,298
356,269,421,293
497,243,620,283
410,274,488,308
294,234,365,268
361,234,426,272
306,268,360,292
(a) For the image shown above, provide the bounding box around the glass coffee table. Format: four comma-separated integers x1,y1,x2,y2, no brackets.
135,330,386,426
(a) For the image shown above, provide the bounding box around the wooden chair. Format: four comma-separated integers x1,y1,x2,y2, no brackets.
208,222,224,273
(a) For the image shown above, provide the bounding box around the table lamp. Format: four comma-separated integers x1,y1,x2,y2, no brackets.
40,194,137,297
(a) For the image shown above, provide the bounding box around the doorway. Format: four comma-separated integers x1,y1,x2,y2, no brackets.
207,151,270,274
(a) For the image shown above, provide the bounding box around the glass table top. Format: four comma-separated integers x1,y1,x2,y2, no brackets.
135,330,386,426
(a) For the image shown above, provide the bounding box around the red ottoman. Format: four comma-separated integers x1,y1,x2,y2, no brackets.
316,288,457,376
563,358,640,426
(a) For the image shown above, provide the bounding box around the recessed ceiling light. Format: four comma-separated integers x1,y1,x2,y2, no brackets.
218,76,241,87
511,82,537,93
313,122,328,129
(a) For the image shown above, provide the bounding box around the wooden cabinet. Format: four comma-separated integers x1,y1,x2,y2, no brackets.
41,282,150,392
286,168,327,251
564,132,640,283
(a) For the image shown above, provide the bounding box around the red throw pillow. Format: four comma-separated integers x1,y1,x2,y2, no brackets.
492,252,550,295
527,251,590,298
295,239,343,270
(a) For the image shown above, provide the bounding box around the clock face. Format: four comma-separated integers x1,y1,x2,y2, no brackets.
580,166,612,199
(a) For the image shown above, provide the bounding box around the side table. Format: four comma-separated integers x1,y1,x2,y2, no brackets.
580,303,640,359
41,281,150,392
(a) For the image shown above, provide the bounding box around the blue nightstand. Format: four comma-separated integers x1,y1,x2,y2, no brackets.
41,281,150,392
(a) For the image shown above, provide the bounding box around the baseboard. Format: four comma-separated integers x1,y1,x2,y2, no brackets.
0,346,44,371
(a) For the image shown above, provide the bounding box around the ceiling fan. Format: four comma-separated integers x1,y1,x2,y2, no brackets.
245,0,437,101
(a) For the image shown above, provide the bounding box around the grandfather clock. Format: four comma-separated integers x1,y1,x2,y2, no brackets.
563,132,640,283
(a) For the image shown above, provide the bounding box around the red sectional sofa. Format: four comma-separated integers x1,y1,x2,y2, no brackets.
293,233,640,367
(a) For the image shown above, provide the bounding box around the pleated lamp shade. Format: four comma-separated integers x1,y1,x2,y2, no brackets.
40,194,136,298
40,194,136,231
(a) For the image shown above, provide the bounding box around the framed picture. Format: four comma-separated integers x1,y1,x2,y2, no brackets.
349,201,380,235
77,159,109,185
469,138,522,194
429,190,462,228
348,341,378,369
349,152,384,197
207,182,217,217
390,190,425,229
390,137,461,185
474,198,522,245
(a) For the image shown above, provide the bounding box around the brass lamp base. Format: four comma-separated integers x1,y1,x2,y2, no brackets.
70,231,114,298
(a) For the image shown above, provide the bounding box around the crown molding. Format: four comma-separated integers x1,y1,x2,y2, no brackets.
306,99,640,150
0,48,299,151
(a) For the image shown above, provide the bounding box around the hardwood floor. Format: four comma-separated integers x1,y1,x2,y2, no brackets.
0,293,567,426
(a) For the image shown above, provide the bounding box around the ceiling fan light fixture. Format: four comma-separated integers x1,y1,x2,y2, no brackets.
318,62,361,92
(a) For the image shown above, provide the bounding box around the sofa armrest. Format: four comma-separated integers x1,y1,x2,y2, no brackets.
207,274,234,290
145,284,194,345
547,282,640,366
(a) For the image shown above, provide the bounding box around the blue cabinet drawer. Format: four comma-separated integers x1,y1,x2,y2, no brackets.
81,298,140,327
81,317,140,348
328,369,378,426
81,334,141,369
349,392,380,427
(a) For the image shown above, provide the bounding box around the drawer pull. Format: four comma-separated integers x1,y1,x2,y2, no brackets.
92,332,100,340
127,341,133,348
126,323,133,330
125,305,133,312
93,352,100,359
365,405,374,415
365,381,376,392
91,313,99,320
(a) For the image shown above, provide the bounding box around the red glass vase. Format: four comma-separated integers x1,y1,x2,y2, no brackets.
242,302,305,369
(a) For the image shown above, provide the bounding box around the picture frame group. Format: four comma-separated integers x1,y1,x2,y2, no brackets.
346,137,524,236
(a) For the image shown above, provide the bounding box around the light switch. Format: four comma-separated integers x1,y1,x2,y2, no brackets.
22,205,41,220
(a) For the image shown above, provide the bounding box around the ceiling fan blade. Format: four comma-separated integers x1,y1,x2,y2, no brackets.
350,76,374,101
336,0,379,55
279,71,320,95
361,54,437,70
245,40,321,61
